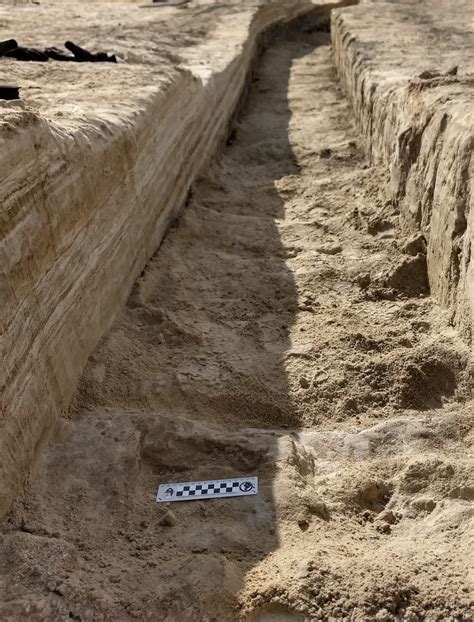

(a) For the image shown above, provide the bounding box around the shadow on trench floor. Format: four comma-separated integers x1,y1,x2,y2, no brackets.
1,18,473,622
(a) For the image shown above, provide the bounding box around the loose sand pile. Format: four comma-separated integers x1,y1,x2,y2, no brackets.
1,4,473,622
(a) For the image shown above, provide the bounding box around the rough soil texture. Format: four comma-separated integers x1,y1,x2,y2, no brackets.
1,18,473,622
1,0,346,516
333,0,474,343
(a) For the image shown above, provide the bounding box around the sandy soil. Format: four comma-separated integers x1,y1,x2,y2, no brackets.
1,20,473,622
0,0,228,128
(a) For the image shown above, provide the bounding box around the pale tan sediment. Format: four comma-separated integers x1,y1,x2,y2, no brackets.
332,0,474,345
0,0,352,516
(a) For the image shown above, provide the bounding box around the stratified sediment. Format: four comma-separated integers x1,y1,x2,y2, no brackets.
1,2,472,620
0,0,349,516
332,0,474,344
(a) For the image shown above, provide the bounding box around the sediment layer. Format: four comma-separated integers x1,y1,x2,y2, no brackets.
1,21,472,620
332,0,474,345
0,0,349,516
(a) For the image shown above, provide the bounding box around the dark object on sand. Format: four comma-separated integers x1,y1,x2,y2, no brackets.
141,0,190,7
65,41,116,63
45,47,75,62
0,39,18,56
0,84,20,100
4,46,49,62
0,39,117,63
418,65,459,80
65,40,95,61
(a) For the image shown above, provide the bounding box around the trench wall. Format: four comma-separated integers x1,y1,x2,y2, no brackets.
332,1,473,347
0,0,352,517
3,0,471,519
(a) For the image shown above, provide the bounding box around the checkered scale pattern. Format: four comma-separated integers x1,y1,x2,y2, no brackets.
175,481,241,497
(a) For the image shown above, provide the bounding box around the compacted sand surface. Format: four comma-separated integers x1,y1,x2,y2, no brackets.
1,13,473,622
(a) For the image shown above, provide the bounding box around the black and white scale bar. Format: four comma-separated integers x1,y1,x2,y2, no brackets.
156,477,258,502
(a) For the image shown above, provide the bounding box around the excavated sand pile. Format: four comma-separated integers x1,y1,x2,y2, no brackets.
0,0,473,620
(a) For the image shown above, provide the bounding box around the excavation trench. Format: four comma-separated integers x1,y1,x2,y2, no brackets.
1,15,473,622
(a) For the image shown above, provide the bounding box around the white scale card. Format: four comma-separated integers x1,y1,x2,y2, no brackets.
156,476,258,502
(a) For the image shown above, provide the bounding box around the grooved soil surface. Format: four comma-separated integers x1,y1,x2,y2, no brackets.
1,26,473,622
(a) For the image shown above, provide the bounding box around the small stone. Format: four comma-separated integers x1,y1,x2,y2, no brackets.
296,561,312,579
158,510,176,527
20,521,35,534
411,497,436,513
401,233,426,256
404,609,420,622
367,216,393,235
191,545,208,554
378,509,396,525
46,580,57,593
445,65,458,76
299,376,310,389
356,272,371,288
308,499,330,521
376,522,391,535
319,147,332,158
55,583,66,597
315,243,342,255
418,69,440,80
